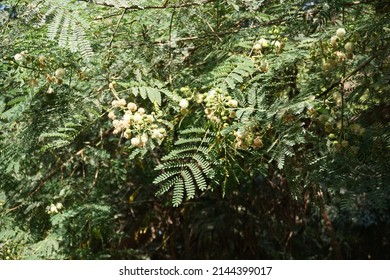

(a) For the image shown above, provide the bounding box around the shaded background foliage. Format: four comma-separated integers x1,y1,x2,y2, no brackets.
0,0,389,259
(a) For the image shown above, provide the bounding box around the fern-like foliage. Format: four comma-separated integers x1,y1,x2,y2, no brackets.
208,56,256,91
153,128,215,206
23,234,61,259
24,0,93,58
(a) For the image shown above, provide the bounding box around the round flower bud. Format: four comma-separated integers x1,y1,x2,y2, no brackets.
227,99,238,108
55,202,63,210
108,111,116,120
133,113,142,123
258,38,269,48
336,28,346,39
109,82,115,90
151,129,161,139
180,86,190,93
212,116,220,123
124,129,132,139
195,94,204,103
55,68,65,79
50,204,58,213
47,87,54,94
179,99,189,109
253,43,262,51
180,108,189,114
113,128,121,134
159,128,166,134
344,42,353,53
145,114,155,123
118,99,126,107
131,137,141,147
112,119,120,128
127,102,138,112
141,133,148,145
112,100,119,107
205,89,216,101
137,107,146,115
14,53,24,62
123,113,132,124
330,36,338,47
328,133,336,140
334,51,346,62
204,108,212,115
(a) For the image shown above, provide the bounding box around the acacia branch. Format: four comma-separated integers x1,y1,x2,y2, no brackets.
318,55,376,99
89,0,213,10
124,16,287,47
108,8,128,48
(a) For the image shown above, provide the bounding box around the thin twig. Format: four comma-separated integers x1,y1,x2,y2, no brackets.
108,8,128,48
167,8,176,84
124,16,288,48
6,149,83,213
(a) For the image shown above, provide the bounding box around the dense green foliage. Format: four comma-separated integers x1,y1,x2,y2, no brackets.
1,0,389,259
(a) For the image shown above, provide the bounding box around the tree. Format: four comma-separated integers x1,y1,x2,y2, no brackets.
1,0,389,259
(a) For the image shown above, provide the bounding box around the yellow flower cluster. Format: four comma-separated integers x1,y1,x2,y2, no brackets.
46,202,63,215
234,128,263,150
323,27,354,71
196,89,238,124
109,99,166,147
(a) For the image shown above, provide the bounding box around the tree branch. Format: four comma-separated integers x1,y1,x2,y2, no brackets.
108,8,128,48
124,16,287,47
90,0,213,10
318,55,376,99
